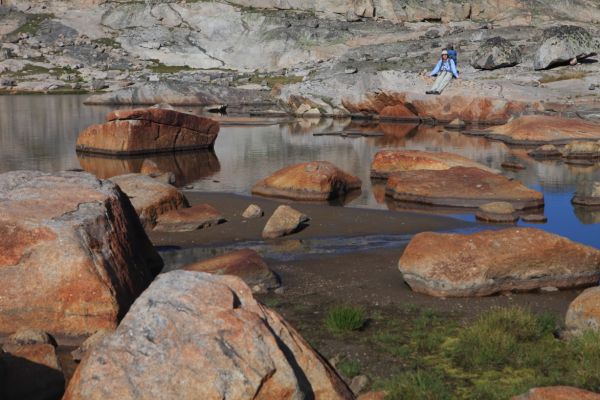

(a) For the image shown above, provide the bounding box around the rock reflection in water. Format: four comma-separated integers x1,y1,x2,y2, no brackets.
77,150,220,186
573,206,600,225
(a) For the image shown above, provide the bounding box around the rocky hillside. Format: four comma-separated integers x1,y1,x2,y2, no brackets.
1,0,600,116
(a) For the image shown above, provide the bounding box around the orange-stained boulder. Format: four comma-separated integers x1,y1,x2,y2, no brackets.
110,173,189,229
63,271,354,400
154,204,226,232
252,161,361,201
565,286,600,334
398,228,600,297
379,104,418,120
76,108,219,155
512,386,600,400
370,150,498,179
0,171,162,337
386,166,543,210
183,249,279,292
481,115,600,145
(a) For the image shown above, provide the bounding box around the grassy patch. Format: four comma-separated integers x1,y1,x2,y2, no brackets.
337,359,361,378
14,13,53,36
325,305,365,334
382,369,452,400
91,37,121,49
539,71,588,83
7,63,50,78
149,64,194,74
246,74,304,87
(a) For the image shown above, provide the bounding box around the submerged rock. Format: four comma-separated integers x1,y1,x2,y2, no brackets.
76,108,219,155
370,150,497,179
154,204,226,232
263,205,309,239
110,173,189,229
0,171,162,337
386,166,543,210
63,271,353,400
528,144,563,158
572,182,600,206
565,286,600,334
482,115,600,145
183,249,279,292
475,201,518,223
534,25,598,70
471,37,521,70
252,161,361,201
398,228,600,297
512,386,600,400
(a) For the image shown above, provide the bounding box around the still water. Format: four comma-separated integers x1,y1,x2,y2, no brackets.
1,94,599,247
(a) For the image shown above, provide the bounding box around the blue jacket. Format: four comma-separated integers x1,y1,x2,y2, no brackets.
430,58,459,78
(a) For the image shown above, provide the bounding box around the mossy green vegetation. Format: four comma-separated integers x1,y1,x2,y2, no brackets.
325,305,365,333
91,37,122,49
14,13,54,36
337,359,362,378
539,71,587,84
149,63,194,74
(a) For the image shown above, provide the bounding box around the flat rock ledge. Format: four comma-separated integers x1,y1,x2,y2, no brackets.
252,161,362,201
398,228,600,297
386,166,544,211
63,271,353,400
0,171,162,337
370,150,498,179
75,108,219,156
512,386,600,400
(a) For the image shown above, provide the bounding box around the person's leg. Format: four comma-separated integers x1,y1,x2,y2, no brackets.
429,73,446,93
436,71,453,94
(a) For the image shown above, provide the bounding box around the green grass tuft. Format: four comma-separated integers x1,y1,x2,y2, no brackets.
325,305,365,333
337,359,361,379
383,370,452,400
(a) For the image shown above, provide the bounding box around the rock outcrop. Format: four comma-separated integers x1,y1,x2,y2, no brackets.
562,141,600,162
512,386,600,400
386,167,544,210
63,271,353,400
76,108,219,155
0,171,162,337
572,182,600,206
398,228,600,297
110,173,189,229
370,150,497,179
479,115,600,145
534,25,598,70
565,286,600,334
471,37,521,70
263,205,309,239
252,161,361,201
154,204,226,232
475,201,518,223
183,249,280,292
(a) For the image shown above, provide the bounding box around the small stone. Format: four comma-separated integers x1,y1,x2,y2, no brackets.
540,286,559,292
154,204,226,232
5,329,53,346
476,202,518,223
446,118,466,130
345,67,358,74
589,84,597,90
350,375,370,395
274,287,285,295
242,204,264,219
528,144,562,158
501,162,526,170
262,205,309,239
71,329,112,361
522,214,548,223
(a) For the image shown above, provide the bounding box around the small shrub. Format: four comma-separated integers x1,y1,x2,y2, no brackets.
337,359,361,379
565,330,600,391
383,370,451,400
325,305,365,333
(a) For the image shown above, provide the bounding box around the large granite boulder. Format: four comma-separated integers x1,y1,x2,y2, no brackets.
471,37,521,70
252,161,361,201
63,271,353,400
565,286,600,334
386,167,543,210
0,171,162,337
183,249,280,292
370,150,497,179
398,228,600,297
512,386,600,400
534,25,598,70
76,108,219,155
110,173,189,229
572,182,600,206
480,115,600,145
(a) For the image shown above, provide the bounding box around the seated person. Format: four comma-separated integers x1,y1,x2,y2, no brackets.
426,50,459,95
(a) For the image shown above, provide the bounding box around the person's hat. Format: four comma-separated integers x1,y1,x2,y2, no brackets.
441,50,449,55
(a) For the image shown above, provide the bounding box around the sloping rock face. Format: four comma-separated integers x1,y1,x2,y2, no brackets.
534,25,598,70
471,36,521,70
76,108,219,155
252,161,362,201
565,286,600,334
343,92,529,124
398,228,600,297
0,171,163,337
370,150,497,179
63,271,353,400
386,167,544,210
480,115,600,145
110,173,189,229
512,386,600,400
183,249,280,292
